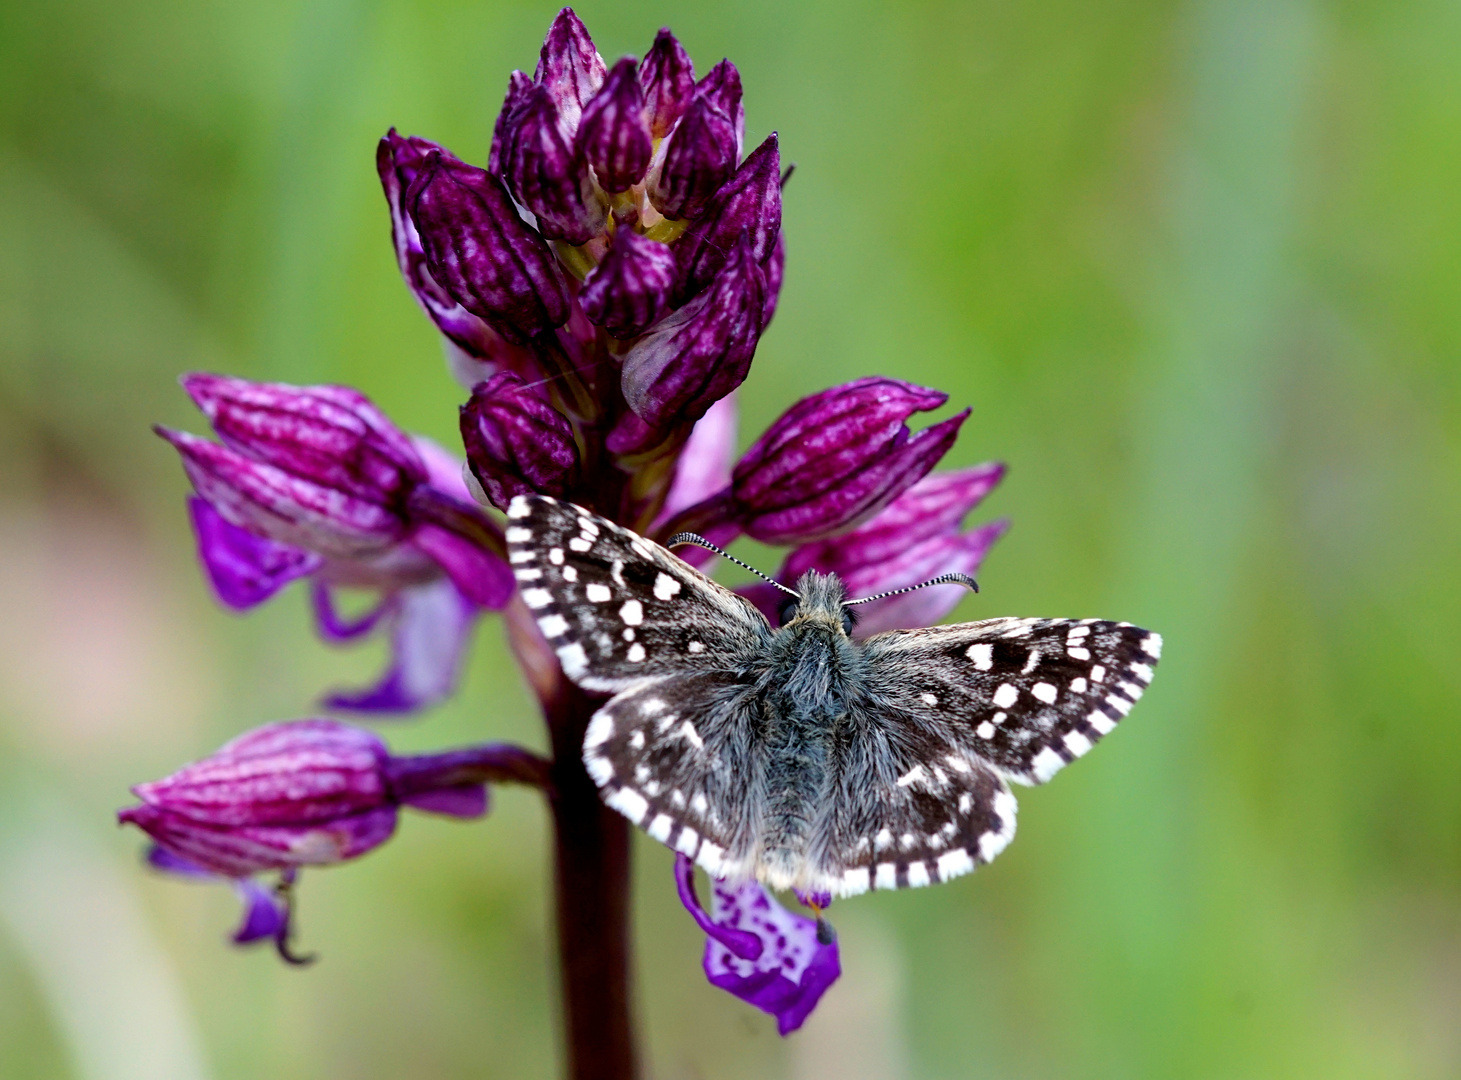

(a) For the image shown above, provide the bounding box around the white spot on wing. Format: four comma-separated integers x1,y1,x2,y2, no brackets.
556,642,588,677
938,849,975,881
507,497,531,519
583,710,615,749
874,863,898,890
841,867,871,896
549,548,565,565
675,828,699,856
605,786,648,824
687,641,705,653
653,573,682,600
906,862,931,888
538,614,569,639
992,683,1019,709
627,643,646,663
1143,634,1162,658
1090,664,1106,683
585,583,612,602
920,693,938,706
1030,747,1065,782
569,537,593,552
647,814,673,842
505,526,532,543
1031,682,1058,704
1070,677,1088,694
521,588,553,609
976,721,995,740
1064,730,1093,756
966,642,994,670
1089,709,1117,735
562,566,578,582
1067,646,1091,661
619,599,644,626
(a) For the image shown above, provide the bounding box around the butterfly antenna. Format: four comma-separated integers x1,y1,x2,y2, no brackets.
844,572,979,606
666,533,801,599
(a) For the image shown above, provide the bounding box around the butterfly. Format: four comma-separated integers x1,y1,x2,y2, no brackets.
505,495,1161,897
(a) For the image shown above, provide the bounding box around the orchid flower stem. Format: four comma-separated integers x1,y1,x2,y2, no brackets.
546,681,639,1080
385,744,554,796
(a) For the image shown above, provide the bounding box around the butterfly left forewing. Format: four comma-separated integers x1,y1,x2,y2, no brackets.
504,496,772,692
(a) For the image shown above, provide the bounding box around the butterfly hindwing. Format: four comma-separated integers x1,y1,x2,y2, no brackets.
861,617,1162,786
582,669,763,880
808,709,1017,896
504,496,772,692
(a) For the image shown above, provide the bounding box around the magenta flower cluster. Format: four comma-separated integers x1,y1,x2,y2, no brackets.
123,9,1006,1044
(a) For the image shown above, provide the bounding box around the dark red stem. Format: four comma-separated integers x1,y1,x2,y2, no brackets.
545,681,638,1080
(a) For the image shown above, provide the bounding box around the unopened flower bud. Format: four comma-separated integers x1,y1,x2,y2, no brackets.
727,377,970,544
638,29,696,138
618,232,765,431
674,133,781,303
648,59,743,220
502,84,607,244
578,57,653,193
378,131,531,375
182,374,427,504
407,151,571,343
534,7,606,132
460,372,581,508
487,71,534,175
579,228,676,338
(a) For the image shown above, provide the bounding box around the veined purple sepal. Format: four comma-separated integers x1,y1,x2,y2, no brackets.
619,233,765,430
460,371,582,508
132,719,391,828
761,231,785,330
502,84,607,245
674,856,840,1036
488,72,534,175
578,57,652,193
181,375,428,504
321,577,481,714
648,59,743,220
535,7,606,132
675,133,781,304
726,377,970,544
378,131,534,375
407,151,571,343
188,497,321,610
120,802,399,878
158,427,406,559
579,228,676,338
639,29,695,138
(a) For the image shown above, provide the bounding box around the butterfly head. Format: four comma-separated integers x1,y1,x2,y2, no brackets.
780,572,857,636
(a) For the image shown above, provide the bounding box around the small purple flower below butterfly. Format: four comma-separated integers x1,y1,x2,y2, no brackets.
674,855,840,1035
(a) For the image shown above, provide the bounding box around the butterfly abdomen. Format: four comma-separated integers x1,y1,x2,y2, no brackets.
754,622,864,888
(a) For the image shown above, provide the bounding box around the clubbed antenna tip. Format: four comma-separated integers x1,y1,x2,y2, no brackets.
844,572,979,607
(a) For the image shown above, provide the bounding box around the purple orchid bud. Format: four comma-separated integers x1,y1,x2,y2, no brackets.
639,28,695,138
578,228,676,338
120,720,550,877
460,372,582,509
182,374,427,504
378,130,535,376
674,133,781,303
132,720,393,829
727,377,970,544
617,233,765,431
487,72,534,175
648,60,743,220
534,7,606,132
188,497,321,610
502,84,607,245
761,230,785,330
675,857,840,1036
158,427,407,559
407,150,571,343
577,57,652,193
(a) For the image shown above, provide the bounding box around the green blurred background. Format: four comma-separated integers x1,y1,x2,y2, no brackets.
3,0,1460,1076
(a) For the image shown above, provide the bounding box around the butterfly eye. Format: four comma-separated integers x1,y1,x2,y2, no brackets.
841,607,858,635
777,597,800,625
